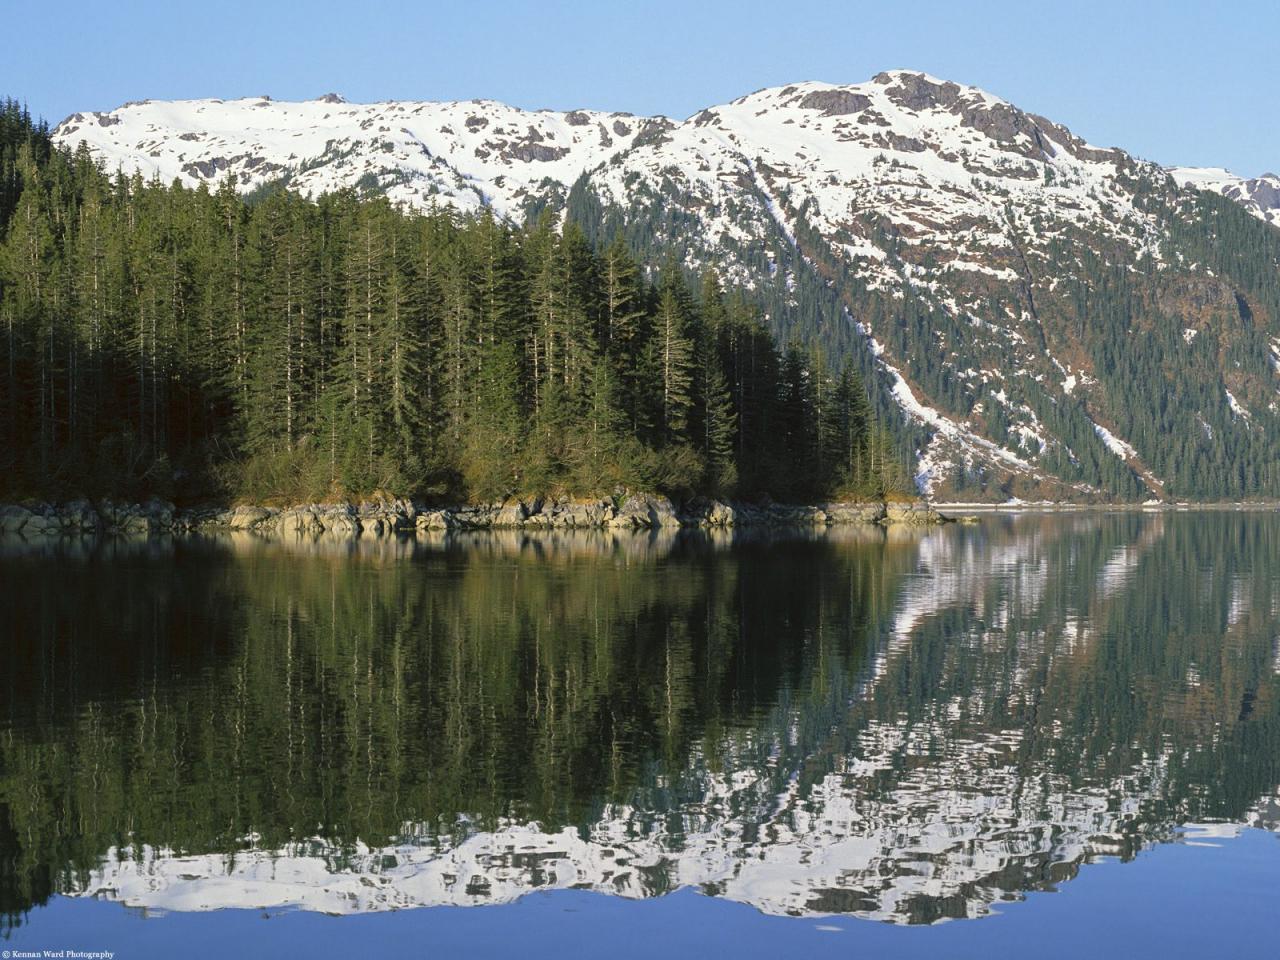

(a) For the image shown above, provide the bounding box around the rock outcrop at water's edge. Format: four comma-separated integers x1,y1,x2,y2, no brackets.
0,494,947,539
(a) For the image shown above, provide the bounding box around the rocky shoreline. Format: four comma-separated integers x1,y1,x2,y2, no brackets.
0,493,946,539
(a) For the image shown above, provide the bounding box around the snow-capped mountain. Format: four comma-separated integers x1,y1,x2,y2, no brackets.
53,73,1280,502
51,71,1159,273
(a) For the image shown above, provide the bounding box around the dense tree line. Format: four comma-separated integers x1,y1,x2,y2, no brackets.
0,99,902,504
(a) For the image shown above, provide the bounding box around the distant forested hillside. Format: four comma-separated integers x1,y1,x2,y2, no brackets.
0,98,902,504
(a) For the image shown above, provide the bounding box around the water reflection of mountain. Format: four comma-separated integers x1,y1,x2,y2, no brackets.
2,515,1278,927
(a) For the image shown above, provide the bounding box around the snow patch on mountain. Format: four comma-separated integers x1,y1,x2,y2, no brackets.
881,356,1039,494
1226,389,1252,423
1091,420,1138,460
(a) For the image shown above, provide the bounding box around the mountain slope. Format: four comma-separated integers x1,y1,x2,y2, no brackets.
1171,166,1280,227
54,73,1280,501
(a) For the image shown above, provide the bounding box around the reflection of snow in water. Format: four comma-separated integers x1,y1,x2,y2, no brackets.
78,718,1277,924
891,529,1050,641
1096,545,1142,602
1229,576,1252,628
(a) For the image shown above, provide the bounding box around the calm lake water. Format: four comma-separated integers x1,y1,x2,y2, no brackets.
2,513,1278,958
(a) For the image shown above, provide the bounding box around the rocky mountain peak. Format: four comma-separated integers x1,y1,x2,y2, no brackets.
874,69,968,111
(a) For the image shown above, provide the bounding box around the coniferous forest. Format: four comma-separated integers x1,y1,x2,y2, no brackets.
0,99,903,505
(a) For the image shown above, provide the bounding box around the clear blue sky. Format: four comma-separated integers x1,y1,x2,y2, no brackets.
7,0,1274,175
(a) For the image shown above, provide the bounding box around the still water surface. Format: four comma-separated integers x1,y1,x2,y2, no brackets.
2,514,1278,956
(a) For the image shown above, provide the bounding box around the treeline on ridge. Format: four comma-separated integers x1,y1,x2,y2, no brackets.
0,98,905,504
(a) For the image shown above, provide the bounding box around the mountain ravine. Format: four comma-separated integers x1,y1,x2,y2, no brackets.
54,70,1280,502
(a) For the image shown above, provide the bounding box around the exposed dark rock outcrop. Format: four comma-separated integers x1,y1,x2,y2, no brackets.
798,89,872,116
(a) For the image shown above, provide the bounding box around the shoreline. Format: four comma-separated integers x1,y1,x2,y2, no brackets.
0,494,946,540
934,501,1280,513
6,496,1279,542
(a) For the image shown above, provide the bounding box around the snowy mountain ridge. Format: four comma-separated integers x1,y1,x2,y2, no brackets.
53,91,667,218
52,71,1168,241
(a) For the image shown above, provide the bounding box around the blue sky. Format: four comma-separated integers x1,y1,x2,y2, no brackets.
8,0,1274,174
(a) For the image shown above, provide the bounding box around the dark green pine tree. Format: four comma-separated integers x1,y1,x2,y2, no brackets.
651,264,694,445
777,345,815,498
572,356,628,491
831,362,874,493
334,198,390,489
244,192,314,457
378,208,427,484
692,271,736,493
463,210,524,497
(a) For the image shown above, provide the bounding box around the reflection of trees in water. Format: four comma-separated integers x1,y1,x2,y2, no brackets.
761,512,1280,920
0,527,908,926
1,515,1279,927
